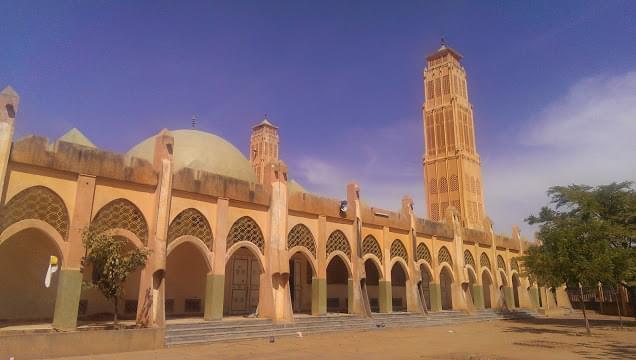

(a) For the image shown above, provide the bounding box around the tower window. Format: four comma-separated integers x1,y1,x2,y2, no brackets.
449,175,459,192
431,203,439,221
443,75,450,95
430,179,438,194
440,177,448,193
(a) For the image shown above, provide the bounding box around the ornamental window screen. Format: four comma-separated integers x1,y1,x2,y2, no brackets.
480,253,491,269
0,186,70,240
167,208,213,250
431,203,439,221
362,235,383,263
416,243,432,264
287,224,316,257
390,239,408,263
438,246,453,266
463,250,475,268
430,179,437,194
497,255,507,270
439,177,448,193
476,179,481,194
91,199,148,244
511,258,520,272
449,175,459,192
471,177,476,194
326,230,351,260
227,216,265,254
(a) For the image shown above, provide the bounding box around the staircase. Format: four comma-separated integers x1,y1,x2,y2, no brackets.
165,309,542,347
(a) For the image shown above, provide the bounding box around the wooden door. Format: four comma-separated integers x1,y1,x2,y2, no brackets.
228,253,260,315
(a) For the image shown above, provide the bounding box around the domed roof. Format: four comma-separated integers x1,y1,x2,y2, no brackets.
127,129,257,183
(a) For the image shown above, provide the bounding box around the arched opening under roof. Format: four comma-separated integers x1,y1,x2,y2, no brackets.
419,264,433,311
0,228,63,323
165,240,210,318
289,251,315,314
440,266,454,310
364,258,382,312
326,255,351,314
512,273,521,308
482,270,494,309
223,246,263,316
391,262,408,312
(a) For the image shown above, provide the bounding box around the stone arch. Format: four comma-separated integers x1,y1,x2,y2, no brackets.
390,259,409,312
287,224,316,258
481,268,494,309
497,255,507,271
226,241,266,271
167,235,212,272
325,251,353,276
289,245,317,314
289,246,318,277
511,257,520,273
168,208,213,251
326,252,352,313
326,230,351,260
0,186,70,241
362,235,383,264
480,252,491,269
227,216,265,254
439,265,454,310
223,244,265,316
390,239,408,264
438,246,453,266
91,198,149,245
362,253,384,279
0,219,66,262
166,236,212,317
364,256,383,312
416,242,432,265
418,261,434,309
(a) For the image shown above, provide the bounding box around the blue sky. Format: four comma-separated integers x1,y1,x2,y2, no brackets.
2,1,635,238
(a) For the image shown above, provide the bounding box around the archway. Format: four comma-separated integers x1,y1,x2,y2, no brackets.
482,270,494,309
165,240,209,318
464,267,478,306
289,251,315,314
498,271,509,309
440,266,454,310
80,236,142,320
419,264,433,310
391,262,408,312
512,273,521,308
326,255,350,313
364,258,382,312
224,246,263,316
0,228,62,323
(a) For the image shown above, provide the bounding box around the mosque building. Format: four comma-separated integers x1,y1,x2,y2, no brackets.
0,44,554,331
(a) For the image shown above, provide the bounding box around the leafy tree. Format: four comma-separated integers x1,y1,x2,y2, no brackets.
522,182,636,335
82,229,150,326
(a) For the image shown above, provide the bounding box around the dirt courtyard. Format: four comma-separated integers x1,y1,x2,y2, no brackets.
63,313,636,360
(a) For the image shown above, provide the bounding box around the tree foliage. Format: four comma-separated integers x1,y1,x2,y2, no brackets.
82,229,150,325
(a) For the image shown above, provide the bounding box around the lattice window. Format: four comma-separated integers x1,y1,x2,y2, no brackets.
326,230,351,260
0,186,70,240
390,239,408,263
362,235,383,263
463,250,475,268
167,208,213,250
439,177,448,193
449,175,459,192
511,258,520,272
497,255,507,270
416,243,432,264
471,177,476,194
227,216,265,253
288,224,316,257
438,246,453,266
430,179,438,194
431,203,439,221
91,199,148,244
441,202,449,217
476,179,481,194
480,253,491,269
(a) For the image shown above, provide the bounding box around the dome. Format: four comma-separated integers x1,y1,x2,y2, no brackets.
128,129,257,183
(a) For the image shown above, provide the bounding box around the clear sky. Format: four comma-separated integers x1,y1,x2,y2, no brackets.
2,0,635,238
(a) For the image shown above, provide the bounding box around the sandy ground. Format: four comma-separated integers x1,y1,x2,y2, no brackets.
59,313,636,360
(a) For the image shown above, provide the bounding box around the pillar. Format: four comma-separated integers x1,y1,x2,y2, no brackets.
311,277,326,315
53,174,96,330
378,280,392,313
529,286,540,309
347,278,355,314
429,282,442,312
472,284,485,309
207,197,229,320
0,86,18,196
503,286,514,309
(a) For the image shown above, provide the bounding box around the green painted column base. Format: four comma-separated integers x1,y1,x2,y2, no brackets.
312,277,327,315
472,284,485,309
378,280,392,313
52,269,83,330
529,287,540,308
347,279,354,314
503,286,514,309
429,282,442,312
204,274,225,321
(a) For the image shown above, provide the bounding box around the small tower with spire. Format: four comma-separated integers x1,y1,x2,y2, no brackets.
0,85,20,196
250,115,279,184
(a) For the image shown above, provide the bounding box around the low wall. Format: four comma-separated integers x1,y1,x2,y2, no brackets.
0,327,164,359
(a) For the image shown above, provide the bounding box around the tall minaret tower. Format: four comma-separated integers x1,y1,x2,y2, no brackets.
422,41,485,229
250,116,279,184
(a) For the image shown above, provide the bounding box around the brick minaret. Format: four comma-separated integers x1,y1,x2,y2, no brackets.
250,116,279,184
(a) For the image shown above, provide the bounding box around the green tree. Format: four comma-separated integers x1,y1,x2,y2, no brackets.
82,229,150,326
522,182,636,335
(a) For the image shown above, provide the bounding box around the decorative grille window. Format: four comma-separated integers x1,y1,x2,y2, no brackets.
227,216,265,253
167,208,213,250
438,246,453,266
497,255,507,270
91,199,148,244
431,203,439,221
0,186,70,240
390,239,408,263
362,235,383,263
463,250,475,268
511,258,520,272
449,175,459,192
441,202,449,217
430,179,438,194
416,243,432,264
440,177,448,193
480,253,491,269
288,224,316,257
326,230,351,260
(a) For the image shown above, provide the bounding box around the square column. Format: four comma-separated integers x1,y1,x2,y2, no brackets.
52,269,83,330
429,282,442,312
378,280,392,313
311,277,327,315
204,274,225,320
472,284,485,309
503,286,514,309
